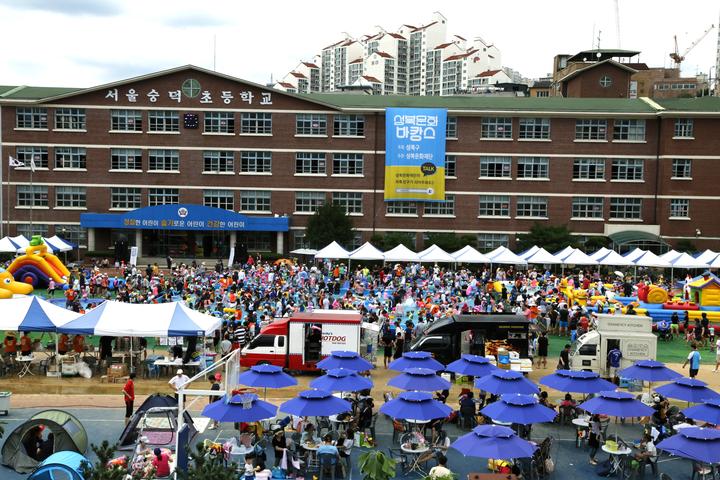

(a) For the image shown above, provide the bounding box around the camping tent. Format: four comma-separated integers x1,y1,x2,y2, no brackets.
117,394,196,450
2,410,87,473
29,451,89,480
383,244,420,262
314,241,350,260
0,296,80,332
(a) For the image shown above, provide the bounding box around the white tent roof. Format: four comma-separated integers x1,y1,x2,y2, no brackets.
314,241,350,260
633,251,671,268
709,255,720,269
561,248,598,265
486,246,527,265
518,246,540,260
524,247,562,264
451,245,491,264
289,248,318,255
383,244,420,262
417,244,456,263
589,247,612,261
554,246,576,260
348,242,385,261
695,249,718,264
597,250,636,266
10,235,29,249
623,248,647,262
670,252,709,269
0,296,80,332
45,236,74,252
0,237,18,253
659,249,682,263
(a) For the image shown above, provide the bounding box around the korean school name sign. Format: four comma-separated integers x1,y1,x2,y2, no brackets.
384,107,447,202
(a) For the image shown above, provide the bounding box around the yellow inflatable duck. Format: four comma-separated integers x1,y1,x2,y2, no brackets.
0,268,34,299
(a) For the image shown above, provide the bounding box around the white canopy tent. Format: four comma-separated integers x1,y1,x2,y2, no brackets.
486,246,527,265
670,252,708,269
518,246,540,260
0,237,19,253
451,245,491,264
417,244,456,263
589,247,612,261
10,235,29,249
659,249,682,263
289,248,318,255
561,248,598,265
314,241,350,260
348,242,385,261
597,250,636,266
633,251,672,268
623,248,647,262
383,244,420,263
709,255,720,269
554,246,576,260
524,247,562,265
695,249,718,264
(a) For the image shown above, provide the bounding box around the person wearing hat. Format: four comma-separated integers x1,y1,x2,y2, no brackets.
271,427,288,467
169,369,190,401
135,436,151,457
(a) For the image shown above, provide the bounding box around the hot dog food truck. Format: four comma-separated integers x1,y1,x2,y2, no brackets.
240,310,368,371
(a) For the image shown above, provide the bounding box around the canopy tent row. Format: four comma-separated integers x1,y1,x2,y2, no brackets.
0,235,75,254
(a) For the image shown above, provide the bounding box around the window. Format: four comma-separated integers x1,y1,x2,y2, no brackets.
148,149,179,172
204,112,235,134
17,224,48,239
613,119,646,141
446,116,458,138
111,187,141,209
573,158,605,180
333,115,365,136
516,196,548,218
599,75,613,87
536,90,549,97
572,197,603,218
17,185,48,207
479,195,510,217
203,189,234,210
148,111,179,132
445,155,456,178
518,118,550,140
478,233,509,250
240,190,272,212
386,201,417,215
240,151,272,174
670,199,690,218
55,108,86,130
610,198,642,219
517,157,549,179
16,107,47,129
247,335,275,349
148,188,179,206
110,109,142,131
332,153,363,175
54,147,86,169
332,192,363,214
240,112,272,134
674,119,693,138
480,156,512,178
203,151,234,173
296,114,327,135
424,194,455,216
296,152,326,174
292,230,308,250
575,119,607,140
481,117,512,139
58,225,87,248
55,186,86,208
15,147,48,169
671,159,692,178
611,159,644,181
110,148,142,171
295,192,325,213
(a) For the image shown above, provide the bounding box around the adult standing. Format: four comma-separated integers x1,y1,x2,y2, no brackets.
683,343,702,378
169,369,190,400
393,332,404,360
558,344,571,370
123,373,136,426
607,345,623,381
536,331,549,369
715,336,720,373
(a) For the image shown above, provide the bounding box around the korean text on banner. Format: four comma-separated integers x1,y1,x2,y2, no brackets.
384,107,447,202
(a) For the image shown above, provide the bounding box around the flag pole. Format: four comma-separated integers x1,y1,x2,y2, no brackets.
29,156,34,228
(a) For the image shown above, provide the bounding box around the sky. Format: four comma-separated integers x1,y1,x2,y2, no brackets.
0,0,718,88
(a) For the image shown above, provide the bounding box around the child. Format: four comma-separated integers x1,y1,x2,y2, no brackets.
243,453,256,480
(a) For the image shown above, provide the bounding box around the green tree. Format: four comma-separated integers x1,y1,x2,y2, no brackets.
177,443,236,480
582,236,611,252
358,450,397,480
305,203,354,249
675,239,697,253
80,441,136,480
517,223,577,253
424,232,476,252
370,232,416,250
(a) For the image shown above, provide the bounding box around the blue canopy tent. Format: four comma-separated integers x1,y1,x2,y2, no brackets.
29,451,89,480
0,296,80,332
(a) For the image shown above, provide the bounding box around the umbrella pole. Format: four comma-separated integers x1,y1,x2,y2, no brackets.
55,332,59,375
129,336,133,374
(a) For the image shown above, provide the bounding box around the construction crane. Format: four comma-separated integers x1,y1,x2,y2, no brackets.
670,24,715,68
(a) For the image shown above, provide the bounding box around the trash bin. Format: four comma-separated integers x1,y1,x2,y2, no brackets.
0,391,11,415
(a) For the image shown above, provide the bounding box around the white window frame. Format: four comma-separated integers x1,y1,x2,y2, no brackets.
296,152,326,175
240,151,272,174
296,114,327,135
55,147,86,170
518,118,550,140
573,158,605,180
517,157,549,179
333,115,365,137
16,107,48,129
445,155,456,178
148,110,180,132
332,153,363,175
54,108,86,130
204,112,235,134
446,116,458,139
611,159,644,181
148,149,180,172
423,194,455,216
111,187,142,209
480,156,512,178
670,199,690,219
671,158,692,179
332,192,363,214
295,191,325,213
613,119,646,141
55,186,87,208
575,119,607,141
17,185,48,207
516,196,548,218
110,109,142,132
240,112,272,134
240,190,272,213
479,195,510,217
673,119,694,138
386,201,417,216
203,189,235,210
572,197,604,219
478,233,509,250
610,198,642,220
16,146,49,169
203,151,234,173
481,117,512,139
148,188,179,206
110,148,142,171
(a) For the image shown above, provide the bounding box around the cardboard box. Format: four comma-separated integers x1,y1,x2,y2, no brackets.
108,364,128,377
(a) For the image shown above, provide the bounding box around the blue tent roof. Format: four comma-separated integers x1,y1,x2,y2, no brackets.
31,451,88,480
57,301,108,335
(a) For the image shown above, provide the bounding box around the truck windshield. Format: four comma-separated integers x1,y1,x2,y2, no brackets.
247,335,275,349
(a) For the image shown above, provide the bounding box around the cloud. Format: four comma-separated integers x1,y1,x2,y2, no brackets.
163,12,230,28
0,0,122,16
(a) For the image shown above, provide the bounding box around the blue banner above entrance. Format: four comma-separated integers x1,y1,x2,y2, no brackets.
81,204,289,232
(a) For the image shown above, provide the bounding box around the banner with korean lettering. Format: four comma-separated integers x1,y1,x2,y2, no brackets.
384,107,447,202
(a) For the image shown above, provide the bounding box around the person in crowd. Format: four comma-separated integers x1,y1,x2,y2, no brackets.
558,344,571,370
168,369,190,400
588,414,602,465
272,428,288,467
536,331,549,369
428,454,452,479
123,372,136,426
607,344,623,380
152,447,171,477
317,434,339,456
683,342,702,378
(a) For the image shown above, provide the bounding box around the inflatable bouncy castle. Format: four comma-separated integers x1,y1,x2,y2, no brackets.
7,235,70,288
0,269,34,298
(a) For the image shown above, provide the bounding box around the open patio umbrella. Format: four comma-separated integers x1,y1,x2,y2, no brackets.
388,351,445,372
539,370,616,394
445,354,497,378
239,364,298,400
388,367,452,392
655,378,720,404
578,390,654,418
618,360,683,383
474,369,539,396
309,368,373,392
481,394,557,425
657,427,720,464
379,391,452,421
279,389,352,417
681,398,720,425
202,393,277,423
451,425,538,460
316,350,373,372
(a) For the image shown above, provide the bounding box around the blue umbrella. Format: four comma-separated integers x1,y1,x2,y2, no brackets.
445,354,498,378
539,370,616,394
388,352,445,372
618,360,682,383
239,364,298,399
657,427,720,464
379,391,453,421
474,369,539,395
388,367,452,392
451,425,538,459
655,378,720,404
316,350,373,372
578,390,654,418
309,368,373,392
279,389,352,417
481,394,557,425
682,398,720,424
202,393,277,423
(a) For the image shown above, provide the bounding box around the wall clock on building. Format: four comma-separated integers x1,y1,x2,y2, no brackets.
184,113,199,129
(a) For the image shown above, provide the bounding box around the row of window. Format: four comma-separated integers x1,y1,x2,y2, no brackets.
15,108,697,140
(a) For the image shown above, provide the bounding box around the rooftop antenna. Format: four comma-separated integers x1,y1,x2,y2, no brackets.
597,30,602,51
213,34,217,71
592,23,596,49
614,0,621,48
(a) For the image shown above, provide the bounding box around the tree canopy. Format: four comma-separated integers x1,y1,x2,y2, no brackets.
305,203,355,249
517,223,577,253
